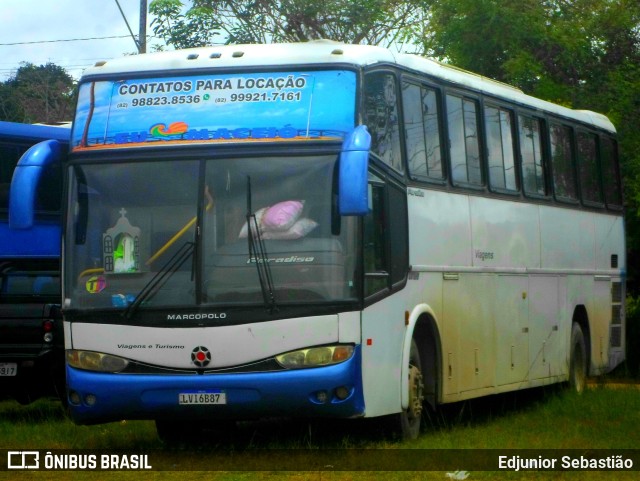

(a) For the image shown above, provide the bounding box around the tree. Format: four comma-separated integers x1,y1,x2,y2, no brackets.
0,62,76,124
149,0,427,49
423,0,640,108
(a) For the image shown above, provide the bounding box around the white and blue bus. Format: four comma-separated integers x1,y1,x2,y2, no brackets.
57,42,624,440
1,120,69,403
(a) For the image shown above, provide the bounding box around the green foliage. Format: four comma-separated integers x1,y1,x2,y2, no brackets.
625,296,640,377
149,0,221,49
149,0,427,47
0,62,76,123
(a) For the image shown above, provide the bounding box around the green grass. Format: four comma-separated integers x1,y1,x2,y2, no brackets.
1,384,639,480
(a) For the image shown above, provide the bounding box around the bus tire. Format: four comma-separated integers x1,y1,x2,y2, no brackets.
155,419,207,445
569,323,588,393
388,338,424,440
155,419,188,445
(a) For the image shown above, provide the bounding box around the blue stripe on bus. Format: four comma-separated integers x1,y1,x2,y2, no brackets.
66,345,364,425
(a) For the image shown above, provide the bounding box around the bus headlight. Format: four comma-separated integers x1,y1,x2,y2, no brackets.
66,350,129,373
275,345,354,369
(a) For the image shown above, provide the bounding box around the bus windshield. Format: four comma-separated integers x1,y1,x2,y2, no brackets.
65,153,358,314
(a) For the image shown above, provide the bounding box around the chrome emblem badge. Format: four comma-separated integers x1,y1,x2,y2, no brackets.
191,346,211,367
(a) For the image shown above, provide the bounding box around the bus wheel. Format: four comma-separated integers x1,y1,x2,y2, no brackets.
569,323,587,393
389,338,424,440
155,419,201,445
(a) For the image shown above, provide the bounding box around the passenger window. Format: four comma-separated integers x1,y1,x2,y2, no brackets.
364,73,403,172
550,123,578,201
519,115,547,196
363,171,408,298
484,105,516,191
0,143,24,211
577,131,603,205
363,174,388,297
446,94,482,186
402,82,444,181
601,136,622,208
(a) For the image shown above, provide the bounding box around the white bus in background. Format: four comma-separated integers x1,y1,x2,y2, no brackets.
39,41,624,441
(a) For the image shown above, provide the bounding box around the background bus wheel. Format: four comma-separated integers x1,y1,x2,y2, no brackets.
388,339,424,440
155,419,202,445
569,323,587,393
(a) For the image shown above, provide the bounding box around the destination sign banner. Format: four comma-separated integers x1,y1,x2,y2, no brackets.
71,70,356,151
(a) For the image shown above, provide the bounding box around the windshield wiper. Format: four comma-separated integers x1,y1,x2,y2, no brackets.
246,176,278,314
123,241,195,319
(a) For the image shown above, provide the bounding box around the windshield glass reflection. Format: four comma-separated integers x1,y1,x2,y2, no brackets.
65,155,358,315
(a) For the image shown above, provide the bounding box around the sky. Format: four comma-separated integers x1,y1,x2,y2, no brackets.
0,0,165,82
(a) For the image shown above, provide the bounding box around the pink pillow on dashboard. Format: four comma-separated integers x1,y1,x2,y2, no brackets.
237,207,267,239
261,200,304,231
262,218,318,240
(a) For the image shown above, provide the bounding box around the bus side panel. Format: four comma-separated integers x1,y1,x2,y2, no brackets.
442,273,496,394
539,207,595,271
528,275,565,381
495,275,529,386
591,276,613,373
360,294,407,418
407,190,472,268
594,215,626,270
469,197,541,269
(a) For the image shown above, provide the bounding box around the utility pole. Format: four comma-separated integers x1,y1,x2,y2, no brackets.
114,0,147,54
139,0,147,54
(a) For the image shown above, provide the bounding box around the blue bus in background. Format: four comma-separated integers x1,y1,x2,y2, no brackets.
0,120,69,404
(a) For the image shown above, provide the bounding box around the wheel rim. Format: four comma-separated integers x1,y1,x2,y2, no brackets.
573,341,586,392
407,364,425,420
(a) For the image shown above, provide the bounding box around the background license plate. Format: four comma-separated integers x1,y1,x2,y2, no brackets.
179,391,226,405
0,363,17,376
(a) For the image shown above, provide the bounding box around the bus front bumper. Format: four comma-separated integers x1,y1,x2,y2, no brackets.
66,346,364,425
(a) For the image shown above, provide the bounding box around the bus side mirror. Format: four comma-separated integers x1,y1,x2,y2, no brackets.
10,140,62,229
338,125,370,216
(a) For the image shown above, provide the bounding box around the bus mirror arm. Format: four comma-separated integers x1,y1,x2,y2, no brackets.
9,140,62,230
338,125,370,216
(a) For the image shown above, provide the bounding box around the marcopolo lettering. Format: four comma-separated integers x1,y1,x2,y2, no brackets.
167,313,227,320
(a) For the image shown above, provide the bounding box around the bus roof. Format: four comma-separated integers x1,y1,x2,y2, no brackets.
81,41,615,134
0,121,70,143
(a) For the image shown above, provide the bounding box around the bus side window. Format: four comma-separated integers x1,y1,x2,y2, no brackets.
519,115,547,196
402,82,444,182
446,94,482,186
363,172,408,298
577,131,604,205
364,72,403,173
363,178,387,297
484,105,517,192
0,143,22,211
601,136,622,208
550,123,578,202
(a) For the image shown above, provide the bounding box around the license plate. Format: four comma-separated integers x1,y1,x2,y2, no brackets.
0,363,17,376
178,390,226,405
